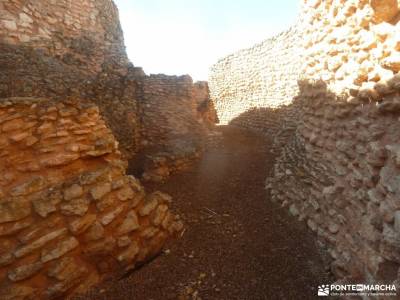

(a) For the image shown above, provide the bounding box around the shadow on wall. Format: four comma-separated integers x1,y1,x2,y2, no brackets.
0,41,142,159
264,75,400,285
228,74,400,283
227,104,300,149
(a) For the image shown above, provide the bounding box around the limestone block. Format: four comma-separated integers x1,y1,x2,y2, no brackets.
371,22,395,42
14,228,67,258
381,53,400,72
83,236,116,256
116,210,140,235
39,153,80,167
32,190,62,218
68,213,97,235
41,236,79,263
10,176,46,196
139,194,160,216
100,205,125,226
84,221,105,241
60,198,90,216
370,0,399,23
116,186,134,201
90,183,111,200
63,184,84,201
8,261,43,282
0,218,32,237
2,20,17,31
0,198,31,223
117,241,140,263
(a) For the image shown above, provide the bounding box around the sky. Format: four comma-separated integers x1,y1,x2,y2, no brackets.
114,0,300,81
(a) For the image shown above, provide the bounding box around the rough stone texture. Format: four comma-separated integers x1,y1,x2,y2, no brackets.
209,24,303,137
0,0,217,182
209,0,400,290
0,98,182,299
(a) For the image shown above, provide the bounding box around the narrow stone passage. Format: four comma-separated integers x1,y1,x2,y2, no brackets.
78,126,332,300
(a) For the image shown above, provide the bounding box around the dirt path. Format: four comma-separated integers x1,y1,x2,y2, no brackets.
79,126,333,300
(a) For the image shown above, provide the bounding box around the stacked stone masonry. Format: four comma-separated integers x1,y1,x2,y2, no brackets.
0,0,206,298
0,0,217,181
135,75,216,182
209,0,400,290
209,24,303,136
0,97,183,299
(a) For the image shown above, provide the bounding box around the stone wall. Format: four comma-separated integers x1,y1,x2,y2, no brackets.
133,75,217,182
0,97,182,299
210,0,400,288
0,0,128,73
0,0,216,180
269,0,400,287
0,0,139,161
209,24,303,135
0,0,211,297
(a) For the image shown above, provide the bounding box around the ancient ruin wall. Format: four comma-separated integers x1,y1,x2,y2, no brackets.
210,0,400,286
133,75,217,182
268,0,400,285
0,0,141,161
209,24,303,134
0,0,128,73
0,97,182,299
0,0,216,180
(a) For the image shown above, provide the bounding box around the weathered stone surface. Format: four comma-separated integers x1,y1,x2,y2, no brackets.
117,241,139,263
0,98,178,299
2,118,25,132
63,184,84,201
139,195,159,217
0,218,33,236
100,205,124,226
8,261,43,282
41,236,79,263
14,228,67,258
83,236,116,256
117,211,140,235
209,0,400,287
117,236,132,248
45,264,87,299
60,198,90,216
151,204,168,226
0,253,15,267
95,194,118,212
0,0,186,297
140,226,159,239
79,168,110,186
10,176,45,196
68,214,97,235
32,190,62,218
370,0,399,23
0,284,36,300
90,183,111,200
48,256,82,281
116,186,134,201
40,153,80,167
0,198,31,223
84,221,105,241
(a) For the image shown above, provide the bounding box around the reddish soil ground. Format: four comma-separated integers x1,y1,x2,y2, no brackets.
78,126,333,300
